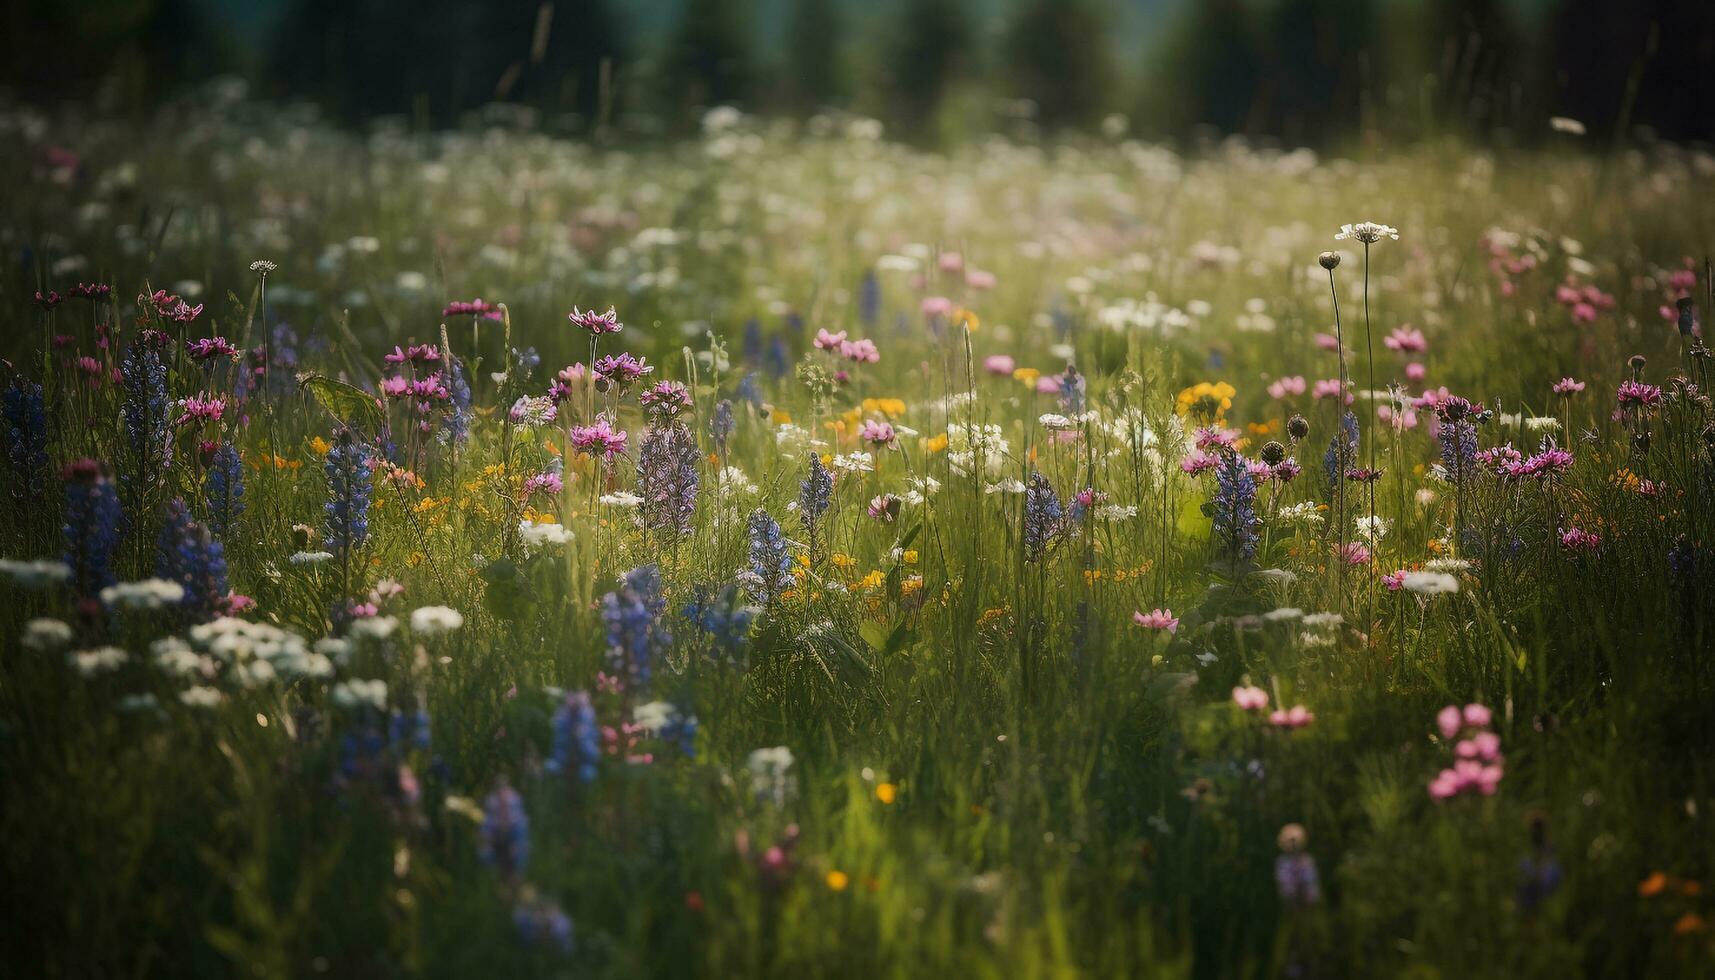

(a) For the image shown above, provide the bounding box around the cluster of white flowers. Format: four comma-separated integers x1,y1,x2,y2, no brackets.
290,550,335,566
1402,571,1460,596
152,617,333,689
100,578,185,610
985,477,1026,495
716,466,759,499
747,745,796,808
331,678,388,711
179,686,224,709
1355,515,1390,544
1274,501,1325,526
68,646,129,676
831,452,873,474
947,422,1010,477
349,615,399,641
0,558,71,589
22,617,73,651
518,520,573,553
410,605,465,635
1424,557,1473,574
599,491,644,508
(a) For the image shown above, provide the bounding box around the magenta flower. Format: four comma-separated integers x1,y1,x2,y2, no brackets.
1267,375,1307,400
1194,426,1239,451
858,418,896,447
1384,326,1427,352
1560,526,1600,552
1313,332,1340,351
1312,378,1353,404
965,269,996,290
524,472,564,498
921,296,954,317
1180,451,1218,476
1270,705,1315,729
1436,705,1463,740
1616,380,1663,411
1404,362,1426,382
1132,608,1179,632
444,298,501,320
867,493,901,522
813,328,847,351
984,354,1016,375
593,353,652,392
175,393,227,428
570,416,627,459
1339,542,1372,566
1232,684,1269,711
840,338,880,363
1552,377,1585,395
1383,569,1407,591
187,337,241,362
568,306,623,335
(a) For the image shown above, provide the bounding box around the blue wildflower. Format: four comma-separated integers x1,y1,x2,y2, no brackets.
1213,449,1260,561
1323,411,1359,492
2,379,49,504
120,341,173,501
514,899,574,954
602,564,669,690
1023,471,1064,563
636,420,699,537
478,783,530,876
710,399,736,456
765,337,790,379
156,498,228,618
544,691,600,784
743,317,763,365
799,452,834,555
736,372,763,408
743,509,793,606
1057,364,1086,415
684,583,758,662
205,442,244,538
323,432,373,557
858,269,880,326
62,460,121,599
442,355,472,445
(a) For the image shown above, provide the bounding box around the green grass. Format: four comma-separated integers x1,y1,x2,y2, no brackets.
1,99,1713,977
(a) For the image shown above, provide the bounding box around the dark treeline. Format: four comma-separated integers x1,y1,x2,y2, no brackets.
3,0,1712,145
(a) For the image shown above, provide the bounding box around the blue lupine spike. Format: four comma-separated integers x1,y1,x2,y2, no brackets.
2,379,49,504
323,432,373,557
544,691,600,783
1212,449,1259,561
62,460,121,599
1023,471,1063,563
636,420,699,537
206,442,244,538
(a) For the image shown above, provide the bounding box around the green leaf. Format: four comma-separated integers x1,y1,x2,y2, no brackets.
298,373,384,429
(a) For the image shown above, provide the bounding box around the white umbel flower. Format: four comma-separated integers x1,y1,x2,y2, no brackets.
410,605,465,635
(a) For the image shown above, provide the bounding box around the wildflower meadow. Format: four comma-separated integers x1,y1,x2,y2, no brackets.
3,91,1715,977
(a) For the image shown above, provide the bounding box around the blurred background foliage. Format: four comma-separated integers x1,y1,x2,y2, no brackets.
1,0,1712,145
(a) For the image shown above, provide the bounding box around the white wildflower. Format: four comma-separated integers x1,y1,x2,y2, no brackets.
1403,571,1460,596
331,678,388,710
410,605,464,635
68,646,129,675
21,617,73,651
1335,222,1400,244
100,578,185,610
